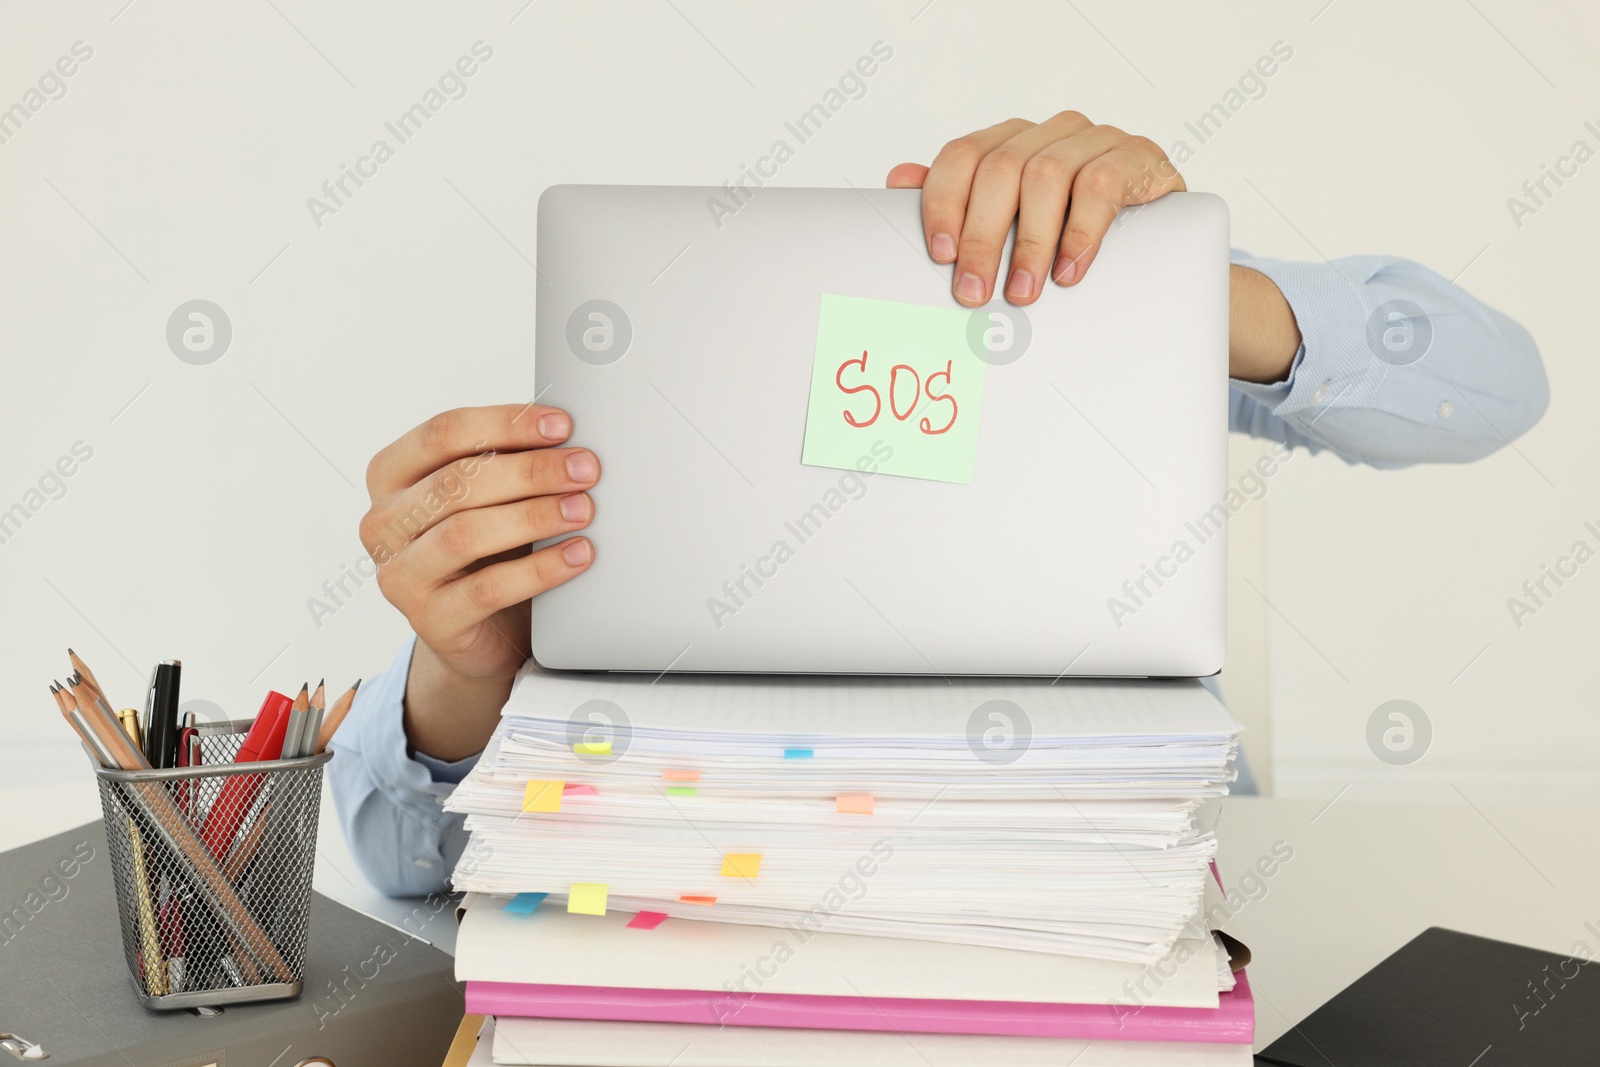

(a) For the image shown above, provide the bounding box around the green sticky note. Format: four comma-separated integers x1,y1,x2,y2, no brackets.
802,294,987,484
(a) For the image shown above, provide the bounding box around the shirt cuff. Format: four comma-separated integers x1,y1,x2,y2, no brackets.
1228,250,1362,418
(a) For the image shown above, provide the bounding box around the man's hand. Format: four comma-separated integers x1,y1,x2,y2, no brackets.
888,112,1301,382
887,112,1184,307
359,403,599,759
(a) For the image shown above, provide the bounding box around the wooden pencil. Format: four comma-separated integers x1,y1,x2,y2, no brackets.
315,679,361,753
67,648,104,700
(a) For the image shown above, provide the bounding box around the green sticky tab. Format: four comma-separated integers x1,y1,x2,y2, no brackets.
802,294,988,485
666,786,697,796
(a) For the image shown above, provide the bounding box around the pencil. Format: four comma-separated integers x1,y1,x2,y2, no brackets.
53,682,115,767
283,683,310,760
63,682,150,771
67,648,104,699
315,679,360,753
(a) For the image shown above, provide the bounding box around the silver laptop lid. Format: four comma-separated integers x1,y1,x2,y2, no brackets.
531,186,1227,677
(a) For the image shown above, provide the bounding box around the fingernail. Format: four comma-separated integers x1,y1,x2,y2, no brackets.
955,272,984,304
930,232,956,262
1053,255,1078,285
538,412,571,439
562,539,592,567
559,493,590,522
1005,269,1035,300
566,451,598,482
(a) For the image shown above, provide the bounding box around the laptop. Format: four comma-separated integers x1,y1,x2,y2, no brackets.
530,185,1228,677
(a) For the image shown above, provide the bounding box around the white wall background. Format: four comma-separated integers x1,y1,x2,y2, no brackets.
1,0,1592,809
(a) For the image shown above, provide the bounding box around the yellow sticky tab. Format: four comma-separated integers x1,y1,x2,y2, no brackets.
522,780,564,813
836,793,874,815
720,854,763,879
573,741,612,755
568,883,608,916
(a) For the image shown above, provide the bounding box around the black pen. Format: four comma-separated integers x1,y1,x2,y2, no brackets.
149,660,182,769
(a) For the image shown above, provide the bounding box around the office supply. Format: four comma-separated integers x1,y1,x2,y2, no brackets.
801,293,987,484
444,1015,490,1067
147,659,181,768
283,681,310,760
1256,927,1600,1066
51,683,115,767
0,823,462,1066
60,682,149,770
295,677,326,759
198,689,291,859
123,813,167,996
447,665,1240,963
454,899,1245,1025
114,706,142,751
316,677,360,752
485,1014,1255,1066
531,185,1228,675
66,647,102,696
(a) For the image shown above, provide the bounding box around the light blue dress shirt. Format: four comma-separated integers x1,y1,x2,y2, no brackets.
329,249,1549,897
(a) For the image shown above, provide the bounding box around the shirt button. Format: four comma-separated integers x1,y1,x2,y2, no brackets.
1310,384,1329,404
1437,401,1454,419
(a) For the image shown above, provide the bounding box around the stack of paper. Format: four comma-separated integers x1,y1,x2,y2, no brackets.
444,664,1252,1065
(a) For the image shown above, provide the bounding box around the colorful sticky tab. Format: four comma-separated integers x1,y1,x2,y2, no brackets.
782,748,813,760
626,910,669,930
721,854,763,879
679,895,717,906
836,793,874,815
567,883,608,916
522,780,564,813
666,786,698,796
503,892,548,915
573,741,612,755
663,768,701,781
563,783,598,796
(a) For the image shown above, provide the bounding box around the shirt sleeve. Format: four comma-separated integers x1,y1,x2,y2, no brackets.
1226,250,1549,468
327,633,481,897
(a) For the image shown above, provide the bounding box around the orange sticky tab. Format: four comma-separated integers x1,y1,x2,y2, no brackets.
679,895,717,906
663,769,701,782
522,780,564,813
567,883,608,916
835,793,874,815
720,854,762,879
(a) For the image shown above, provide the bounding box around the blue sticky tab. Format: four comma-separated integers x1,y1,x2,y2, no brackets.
504,892,548,915
783,748,814,760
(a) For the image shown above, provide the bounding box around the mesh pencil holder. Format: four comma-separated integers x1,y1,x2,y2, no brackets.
94,720,332,1010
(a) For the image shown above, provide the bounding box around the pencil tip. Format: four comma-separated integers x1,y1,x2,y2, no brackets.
67,647,74,655
316,677,324,687
353,678,362,690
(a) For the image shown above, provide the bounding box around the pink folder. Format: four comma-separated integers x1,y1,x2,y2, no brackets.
465,968,1254,1044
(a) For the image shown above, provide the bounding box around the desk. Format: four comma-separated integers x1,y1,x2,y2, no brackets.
5,782,1596,1054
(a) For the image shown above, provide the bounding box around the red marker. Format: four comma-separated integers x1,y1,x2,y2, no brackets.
200,691,293,860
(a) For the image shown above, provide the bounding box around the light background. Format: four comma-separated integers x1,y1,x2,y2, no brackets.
1,0,1594,810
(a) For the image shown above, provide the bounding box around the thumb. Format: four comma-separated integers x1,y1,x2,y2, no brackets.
885,162,930,189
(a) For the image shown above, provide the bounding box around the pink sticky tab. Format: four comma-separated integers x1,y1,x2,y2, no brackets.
836,793,874,815
563,783,598,796
626,910,669,930
663,769,701,781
